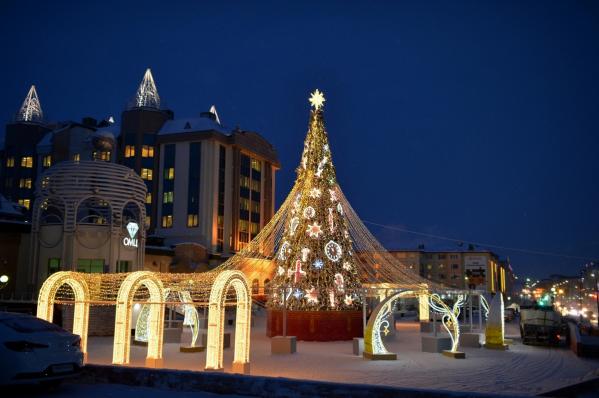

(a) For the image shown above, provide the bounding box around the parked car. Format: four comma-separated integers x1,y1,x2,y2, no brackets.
0,312,83,385
520,306,562,346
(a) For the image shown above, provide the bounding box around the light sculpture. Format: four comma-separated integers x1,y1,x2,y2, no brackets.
113,271,166,367
134,303,150,342
480,294,490,319
205,270,251,374
179,290,200,347
428,293,465,353
484,293,507,349
37,271,90,360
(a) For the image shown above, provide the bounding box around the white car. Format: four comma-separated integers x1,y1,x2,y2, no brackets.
0,312,83,385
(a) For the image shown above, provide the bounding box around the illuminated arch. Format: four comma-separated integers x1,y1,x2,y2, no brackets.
112,271,165,367
364,290,461,360
205,270,251,374
37,271,90,359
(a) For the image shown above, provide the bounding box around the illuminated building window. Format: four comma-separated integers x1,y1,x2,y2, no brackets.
164,167,175,180
47,258,60,274
43,155,52,168
251,179,261,192
239,219,248,232
161,215,173,228
251,159,261,172
18,199,31,209
141,168,153,180
77,259,104,273
6,157,15,167
93,151,111,162
240,198,250,211
250,222,259,235
141,145,154,158
240,175,250,189
251,201,260,213
163,191,173,204
21,156,33,168
145,216,151,228
19,178,32,189
145,192,152,204
73,153,80,162
124,145,135,158
187,214,199,228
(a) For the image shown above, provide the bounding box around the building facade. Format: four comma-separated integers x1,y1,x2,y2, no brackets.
389,246,515,294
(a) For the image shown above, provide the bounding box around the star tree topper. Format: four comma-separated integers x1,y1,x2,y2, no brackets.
309,89,325,110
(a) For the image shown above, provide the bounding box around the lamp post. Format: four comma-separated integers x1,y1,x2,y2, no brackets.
591,272,598,324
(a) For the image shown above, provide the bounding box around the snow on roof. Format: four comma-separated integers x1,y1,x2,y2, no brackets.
0,194,23,216
159,117,230,136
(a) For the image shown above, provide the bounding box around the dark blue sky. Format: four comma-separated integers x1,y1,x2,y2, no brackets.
1,0,598,278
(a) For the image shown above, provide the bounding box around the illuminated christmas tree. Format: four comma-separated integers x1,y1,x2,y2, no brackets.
268,90,361,311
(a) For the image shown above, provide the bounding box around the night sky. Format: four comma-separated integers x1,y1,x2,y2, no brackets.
1,1,598,279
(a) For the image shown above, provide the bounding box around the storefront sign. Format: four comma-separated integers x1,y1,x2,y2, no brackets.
123,221,139,248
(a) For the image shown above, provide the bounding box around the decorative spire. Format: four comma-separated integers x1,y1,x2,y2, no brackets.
209,105,221,124
132,68,160,109
16,85,43,123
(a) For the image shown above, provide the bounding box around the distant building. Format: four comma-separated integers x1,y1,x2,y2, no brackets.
389,245,515,294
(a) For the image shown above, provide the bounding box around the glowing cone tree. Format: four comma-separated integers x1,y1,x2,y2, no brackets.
268,90,361,311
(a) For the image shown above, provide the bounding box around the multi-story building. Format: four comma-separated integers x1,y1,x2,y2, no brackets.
389,245,514,294
1,69,279,269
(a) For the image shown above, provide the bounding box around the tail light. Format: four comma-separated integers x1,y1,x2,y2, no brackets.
4,341,49,352
71,338,81,349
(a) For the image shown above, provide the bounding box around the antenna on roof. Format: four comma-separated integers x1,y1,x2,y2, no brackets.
132,68,160,109
209,105,221,125
16,85,43,123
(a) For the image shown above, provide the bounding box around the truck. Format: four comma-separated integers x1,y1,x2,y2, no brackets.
519,306,562,346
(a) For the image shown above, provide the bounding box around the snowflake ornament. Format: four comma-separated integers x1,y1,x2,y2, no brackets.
306,222,323,238
343,261,352,271
309,188,322,198
313,259,324,269
277,266,285,276
309,89,325,110
344,295,354,306
293,289,303,300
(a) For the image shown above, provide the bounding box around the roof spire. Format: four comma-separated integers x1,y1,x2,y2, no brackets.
132,68,160,109
209,105,221,124
16,85,43,123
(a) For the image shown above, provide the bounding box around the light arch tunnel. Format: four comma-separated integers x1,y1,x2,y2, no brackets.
363,290,461,360
37,270,252,372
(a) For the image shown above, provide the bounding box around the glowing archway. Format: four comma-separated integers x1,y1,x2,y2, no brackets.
364,290,461,360
205,270,251,374
37,271,90,358
112,271,166,367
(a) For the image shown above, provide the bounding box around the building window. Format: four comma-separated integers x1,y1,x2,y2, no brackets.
48,258,60,275
6,157,15,168
163,191,173,203
117,261,130,273
125,145,135,158
164,167,175,180
250,201,260,213
43,155,52,168
77,259,104,273
141,145,154,158
250,222,259,236
187,142,201,226
4,178,13,189
93,151,111,162
18,199,31,209
240,198,250,211
73,153,80,162
161,215,173,228
438,254,446,259
19,178,32,189
251,159,261,172
187,214,199,227
141,168,153,180
145,192,152,204
452,263,459,269
21,156,33,168
145,216,151,229
450,254,458,259
251,179,261,192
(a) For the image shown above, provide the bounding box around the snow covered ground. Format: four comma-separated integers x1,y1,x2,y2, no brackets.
85,312,599,396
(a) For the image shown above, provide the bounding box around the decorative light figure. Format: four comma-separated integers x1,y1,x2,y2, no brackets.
16,85,43,122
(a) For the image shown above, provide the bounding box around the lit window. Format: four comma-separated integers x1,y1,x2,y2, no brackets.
240,175,250,189
141,145,154,158
251,179,261,192
18,199,31,209
250,222,259,235
73,153,80,162
145,192,152,204
43,155,52,168
124,145,135,158
239,219,249,232
141,168,153,180
6,157,15,167
163,191,173,203
21,156,33,168
164,167,175,180
161,215,173,228
145,216,151,228
93,151,111,162
240,198,250,211
251,158,261,172
187,214,199,227
19,178,32,189
251,201,260,213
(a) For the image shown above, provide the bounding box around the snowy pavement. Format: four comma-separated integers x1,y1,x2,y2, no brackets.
84,313,599,396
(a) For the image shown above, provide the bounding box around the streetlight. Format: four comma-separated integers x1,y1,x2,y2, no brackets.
591,272,598,324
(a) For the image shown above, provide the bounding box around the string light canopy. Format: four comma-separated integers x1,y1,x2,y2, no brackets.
216,90,438,304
